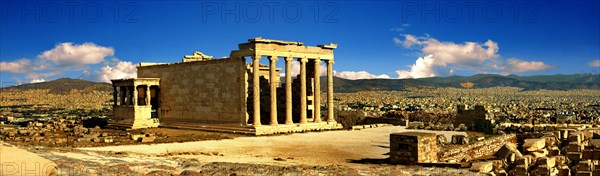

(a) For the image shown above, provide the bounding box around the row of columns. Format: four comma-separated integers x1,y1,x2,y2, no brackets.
251,54,335,126
113,85,151,107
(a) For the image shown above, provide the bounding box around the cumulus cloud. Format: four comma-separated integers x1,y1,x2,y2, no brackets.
396,54,452,78
504,58,552,72
94,61,137,82
0,59,31,73
393,34,551,78
589,60,600,67
334,71,391,80
38,42,114,66
3,42,122,83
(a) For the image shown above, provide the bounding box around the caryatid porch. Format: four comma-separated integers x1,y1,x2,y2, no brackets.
111,78,161,129
231,37,342,134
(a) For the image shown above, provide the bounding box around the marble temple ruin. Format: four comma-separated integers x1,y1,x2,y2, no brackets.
110,38,342,135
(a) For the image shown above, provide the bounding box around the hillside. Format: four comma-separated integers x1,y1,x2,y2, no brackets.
330,74,600,92
2,74,598,94
1,78,111,94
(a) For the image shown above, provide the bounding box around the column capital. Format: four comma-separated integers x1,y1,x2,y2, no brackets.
299,57,308,63
284,56,294,62
252,54,261,60
327,60,335,64
269,56,279,61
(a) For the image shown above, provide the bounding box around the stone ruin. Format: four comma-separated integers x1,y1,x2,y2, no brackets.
110,38,342,135
389,132,438,164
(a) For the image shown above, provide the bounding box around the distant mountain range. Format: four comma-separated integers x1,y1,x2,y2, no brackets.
330,74,599,92
2,74,598,93
1,78,111,94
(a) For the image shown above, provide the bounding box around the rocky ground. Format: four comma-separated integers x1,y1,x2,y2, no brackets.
2,126,488,176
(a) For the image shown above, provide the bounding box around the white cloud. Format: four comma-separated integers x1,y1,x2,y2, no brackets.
504,58,552,72
38,42,114,66
280,60,388,80
396,54,451,78
95,61,137,83
589,60,600,67
0,59,31,73
3,42,121,83
394,34,551,78
30,79,46,83
24,71,61,83
284,60,327,77
334,71,391,80
394,34,423,47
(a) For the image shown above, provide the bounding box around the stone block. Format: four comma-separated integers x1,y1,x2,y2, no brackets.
470,161,494,173
516,155,534,167
511,164,529,176
567,152,582,162
588,139,600,149
575,171,592,176
494,169,508,176
558,165,570,176
576,160,593,171
495,143,523,161
537,156,556,168
567,142,583,152
569,133,583,144
523,138,546,152
531,149,549,159
532,166,551,176
549,146,561,156
555,156,568,166
140,136,156,143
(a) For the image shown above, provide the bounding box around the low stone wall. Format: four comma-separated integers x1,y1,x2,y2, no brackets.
439,134,517,162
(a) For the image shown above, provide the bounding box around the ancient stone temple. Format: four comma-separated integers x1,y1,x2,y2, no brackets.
110,38,342,135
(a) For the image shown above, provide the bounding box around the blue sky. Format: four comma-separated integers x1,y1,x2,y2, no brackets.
1,0,599,84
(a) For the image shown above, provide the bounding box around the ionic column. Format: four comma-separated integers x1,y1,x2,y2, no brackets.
313,59,322,123
252,54,261,126
113,87,117,106
284,57,293,125
269,56,278,125
326,60,336,122
146,86,151,107
299,57,308,124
